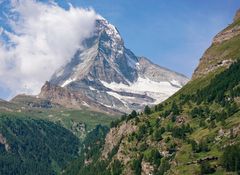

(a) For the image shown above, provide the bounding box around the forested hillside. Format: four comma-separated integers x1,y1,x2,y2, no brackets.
63,59,240,175
0,115,80,175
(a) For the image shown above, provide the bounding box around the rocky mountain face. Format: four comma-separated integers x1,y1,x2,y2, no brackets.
39,18,188,114
192,9,240,79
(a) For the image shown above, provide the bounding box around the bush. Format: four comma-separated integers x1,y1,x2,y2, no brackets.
157,158,170,175
136,124,148,140
144,105,151,115
160,127,165,134
111,160,122,175
153,130,163,141
191,139,209,153
143,148,162,166
171,101,180,115
131,158,142,175
200,161,215,174
172,124,192,139
155,118,161,127
131,110,138,118
222,144,240,172
155,104,164,112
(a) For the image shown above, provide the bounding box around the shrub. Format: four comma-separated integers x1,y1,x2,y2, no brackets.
144,105,151,115
200,161,215,174
131,158,142,175
143,148,162,166
111,160,122,175
222,144,240,172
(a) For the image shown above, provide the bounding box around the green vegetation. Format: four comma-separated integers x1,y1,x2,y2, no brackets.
111,160,123,175
0,115,80,175
144,105,151,115
222,143,240,173
143,148,162,166
157,158,171,175
171,124,192,139
131,158,142,175
200,161,215,174
63,125,110,175
0,95,120,174
0,108,117,139
65,59,240,175
51,13,240,175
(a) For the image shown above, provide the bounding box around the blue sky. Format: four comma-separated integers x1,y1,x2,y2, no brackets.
0,0,240,99
63,0,240,77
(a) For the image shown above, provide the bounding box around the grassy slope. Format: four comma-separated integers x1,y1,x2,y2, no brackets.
6,94,120,136
110,61,240,175
0,106,118,139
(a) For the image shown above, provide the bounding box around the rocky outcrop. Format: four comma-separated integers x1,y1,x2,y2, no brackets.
192,9,240,80
71,121,86,138
141,161,154,175
0,133,10,152
11,94,56,109
39,81,80,109
102,121,137,159
212,25,240,44
39,81,121,114
212,9,240,44
193,58,234,80
216,124,240,140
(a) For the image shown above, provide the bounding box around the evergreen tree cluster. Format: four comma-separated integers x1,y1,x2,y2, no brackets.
222,143,240,173
0,115,80,175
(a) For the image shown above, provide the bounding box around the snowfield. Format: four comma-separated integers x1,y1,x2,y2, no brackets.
101,77,181,105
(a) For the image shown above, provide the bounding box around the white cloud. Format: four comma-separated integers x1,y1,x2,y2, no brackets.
0,0,99,98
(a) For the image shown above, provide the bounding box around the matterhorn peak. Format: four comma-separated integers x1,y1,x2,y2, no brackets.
96,17,122,41
40,17,189,114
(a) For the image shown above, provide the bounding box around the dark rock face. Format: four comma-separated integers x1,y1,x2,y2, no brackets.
40,18,189,114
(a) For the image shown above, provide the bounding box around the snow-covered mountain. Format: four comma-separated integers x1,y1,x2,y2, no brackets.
39,18,189,114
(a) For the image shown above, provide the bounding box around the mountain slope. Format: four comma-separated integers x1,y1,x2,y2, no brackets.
63,9,240,175
192,9,240,79
39,18,188,114
1,93,118,139
0,115,80,175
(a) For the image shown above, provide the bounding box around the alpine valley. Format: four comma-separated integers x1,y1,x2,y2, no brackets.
0,5,239,175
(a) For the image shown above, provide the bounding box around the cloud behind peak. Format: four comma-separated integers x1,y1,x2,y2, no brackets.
0,0,98,98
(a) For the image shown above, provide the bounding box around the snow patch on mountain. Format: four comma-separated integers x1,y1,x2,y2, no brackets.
61,78,76,87
100,76,182,108
89,86,97,91
101,77,179,95
170,79,182,87
99,18,121,41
